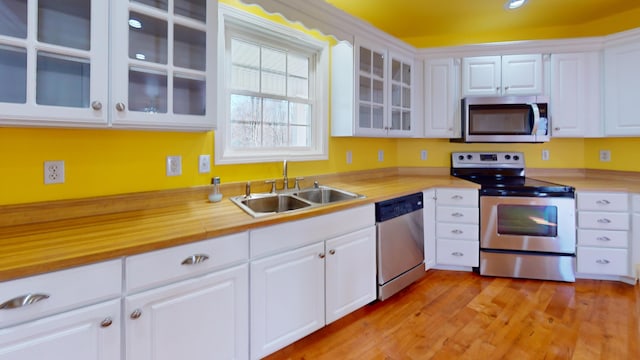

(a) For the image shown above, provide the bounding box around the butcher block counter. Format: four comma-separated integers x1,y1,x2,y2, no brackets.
0,168,475,281
1,167,639,282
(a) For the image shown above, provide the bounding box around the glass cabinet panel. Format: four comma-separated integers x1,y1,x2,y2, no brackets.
132,0,168,11
36,52,90,108
128,69,167,113
389,57,411,132
38,0,91,50
174,25,205,70
0,0,27,38
0,46,27,103
175,0,206,22
358,45,385,131
174,76,205,115
128,12,167,64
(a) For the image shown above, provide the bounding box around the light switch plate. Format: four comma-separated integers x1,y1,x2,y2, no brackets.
198,154,211,173
166,156,182,176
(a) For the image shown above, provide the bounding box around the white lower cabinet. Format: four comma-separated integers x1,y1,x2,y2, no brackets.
125,264,248,360
434,188,479,268
124,232,250,360
0,260,122,360
249,205,376,359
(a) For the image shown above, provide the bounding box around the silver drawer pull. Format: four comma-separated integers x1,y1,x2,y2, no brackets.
181,254,210,265
596,236,611,242
451,195,463,200
451,212,464,217
130,309,142,319
451,229,463,234
451,252,464,257
596,200,611,205
597,218,611,224
0,293,50,310
595,259,610,265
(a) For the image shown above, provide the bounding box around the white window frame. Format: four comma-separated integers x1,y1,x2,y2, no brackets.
216,4,329,165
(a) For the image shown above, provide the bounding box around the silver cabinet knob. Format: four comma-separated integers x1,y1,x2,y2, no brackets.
0,293,50,310
318,253,326,259
130,309,142,319
101,317,113,327
181,254,210,266
329,249,336,255
91,101,102,110
115,102,126,112
554,127,560,131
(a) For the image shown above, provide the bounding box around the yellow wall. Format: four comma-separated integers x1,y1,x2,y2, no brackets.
1,2,639,206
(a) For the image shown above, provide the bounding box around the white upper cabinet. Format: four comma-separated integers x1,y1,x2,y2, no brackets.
0,0,109,127
550,52,603,137
423,57,460,138
332,39,418,138
0,0,216,130
462,54,543,96
604,35,640,136
110,0,216,130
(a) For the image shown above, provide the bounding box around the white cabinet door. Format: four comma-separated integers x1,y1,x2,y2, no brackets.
424,58,460,138
325,226,376,324
250,242,325,359
462,55,542,96
423,189,437,270
550,52,602,137
354,41,388,137
604,39,640,135
387,51,418,137
110,0,217,130
462,56,501,96
501,54,543,95
125,264,249,360
0,300,120,360
0,0,109,127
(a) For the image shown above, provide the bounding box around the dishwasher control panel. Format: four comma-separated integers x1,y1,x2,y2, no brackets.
375,192,423,222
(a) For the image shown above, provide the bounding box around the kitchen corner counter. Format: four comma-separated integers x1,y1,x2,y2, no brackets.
0,170,476,281
530,169,640,193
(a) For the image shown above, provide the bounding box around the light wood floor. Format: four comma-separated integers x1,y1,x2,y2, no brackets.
266,270,640,360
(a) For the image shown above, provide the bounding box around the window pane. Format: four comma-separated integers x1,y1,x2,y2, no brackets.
231,39,260,92
174,76,205,115
174,25,205,71
290,125,310,147
38,0,90,50
129,12,167,64
261,47,286,96
263,98,287,125
230,94,261,148
289,102,310,125
37,52,90,108
128,69,167,113
0,0,27,38
288,54,308,99
0,46,26,103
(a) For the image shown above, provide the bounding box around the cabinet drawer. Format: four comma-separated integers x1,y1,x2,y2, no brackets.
0,260,122,328
437,206,478,224
577,247,629,276
126,232,249,293
577,192,629,212
437,222,478,241
437,239,479,267
578,211,629,230
577,229,628,248
436,188,478,207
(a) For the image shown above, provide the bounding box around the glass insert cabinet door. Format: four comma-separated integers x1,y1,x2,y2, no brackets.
110,0,216,130
357,44,386,133
0,0,109,126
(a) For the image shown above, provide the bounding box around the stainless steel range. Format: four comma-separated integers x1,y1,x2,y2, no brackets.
451,152,577,282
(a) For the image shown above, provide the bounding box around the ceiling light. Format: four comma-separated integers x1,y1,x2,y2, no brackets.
128,18,142,29
505,0,527,10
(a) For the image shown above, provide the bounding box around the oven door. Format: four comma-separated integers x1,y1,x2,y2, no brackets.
480,196,575,254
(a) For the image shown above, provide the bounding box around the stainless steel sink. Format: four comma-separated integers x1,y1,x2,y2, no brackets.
293,186,362,204
230,185,364,217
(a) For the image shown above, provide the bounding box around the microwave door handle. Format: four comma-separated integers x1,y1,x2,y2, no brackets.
530,103,540,135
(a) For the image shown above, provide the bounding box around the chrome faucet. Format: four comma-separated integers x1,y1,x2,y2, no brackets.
283,159,289,190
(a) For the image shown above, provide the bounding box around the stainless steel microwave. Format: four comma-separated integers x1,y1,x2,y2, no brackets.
453,96,550,143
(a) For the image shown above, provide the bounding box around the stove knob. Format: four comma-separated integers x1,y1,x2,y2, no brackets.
466,154,472,160
514,155,520,161
458,155,464,160
505,154,511,160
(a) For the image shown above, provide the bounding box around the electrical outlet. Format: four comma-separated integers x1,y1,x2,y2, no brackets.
198,154,211,173
599,150,611,162
541,149,550,161
44,160,65,184
378,150,384,162
166,156,182,176
346,150,352,164
420,150,428,161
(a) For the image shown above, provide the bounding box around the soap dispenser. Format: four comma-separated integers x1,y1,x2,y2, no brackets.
208,177,223,202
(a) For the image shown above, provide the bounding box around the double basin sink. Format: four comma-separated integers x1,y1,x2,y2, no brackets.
230,185,365,217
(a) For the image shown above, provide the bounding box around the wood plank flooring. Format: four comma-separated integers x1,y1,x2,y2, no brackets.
265,270,640,360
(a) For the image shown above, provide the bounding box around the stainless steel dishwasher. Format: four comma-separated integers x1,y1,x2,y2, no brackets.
376,192,425,300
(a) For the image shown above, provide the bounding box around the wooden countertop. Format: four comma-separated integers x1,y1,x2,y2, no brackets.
2,168,638,282
0,170,474,282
